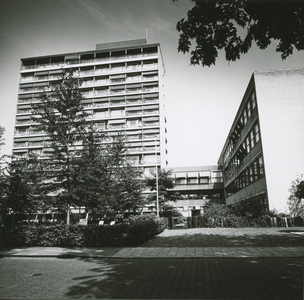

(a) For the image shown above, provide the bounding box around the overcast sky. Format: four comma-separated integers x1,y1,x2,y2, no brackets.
1,0,303,170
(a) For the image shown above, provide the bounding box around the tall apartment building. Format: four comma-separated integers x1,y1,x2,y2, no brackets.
13,39,167,177
218,67,304,210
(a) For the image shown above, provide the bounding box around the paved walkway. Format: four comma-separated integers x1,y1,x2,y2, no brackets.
0,227,303,258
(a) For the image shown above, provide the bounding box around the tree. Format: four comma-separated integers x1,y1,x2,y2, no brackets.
105,162,146,214
73,128,145,216
32,70,87,224
176,0,304,66
146,169,176,215
288,174,304,217
1,154,45,224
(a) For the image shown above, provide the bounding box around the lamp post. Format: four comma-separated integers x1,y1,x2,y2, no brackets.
155,136,159,217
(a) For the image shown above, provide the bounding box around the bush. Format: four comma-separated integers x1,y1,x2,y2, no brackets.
82,224,128,247
0,214,167,247
125,214,167,245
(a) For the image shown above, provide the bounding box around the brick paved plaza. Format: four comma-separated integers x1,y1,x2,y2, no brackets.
0,227,303,299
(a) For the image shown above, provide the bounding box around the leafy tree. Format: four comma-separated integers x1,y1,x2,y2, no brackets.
146,169,176,215
32,70,87,224
71,124,108,213
1,154,45,224
105,162,146,214
288,174,304,217
176,0,304,66
74,128,145,216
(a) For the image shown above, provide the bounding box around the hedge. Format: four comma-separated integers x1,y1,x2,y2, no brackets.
185,215,303,228
0,215,167,247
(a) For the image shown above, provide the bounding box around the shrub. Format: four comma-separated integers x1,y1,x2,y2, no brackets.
125,214,167,245
82,224,128,247
0,214,166,247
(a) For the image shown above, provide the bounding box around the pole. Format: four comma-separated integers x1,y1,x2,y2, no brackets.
155,136,159,217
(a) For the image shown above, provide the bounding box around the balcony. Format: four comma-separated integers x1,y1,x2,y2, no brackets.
21,52,158,71
15,120,32,125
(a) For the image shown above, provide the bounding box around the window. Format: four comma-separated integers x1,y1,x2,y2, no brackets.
188,178,198,184
250,130,254,148
94,110,107,118
246,136,250,153
111,63,124,72
259,156,264,176
95,122,105,130
255,124,260,143
127,120,139,128
110,109,124,117
252,92,256,109
127,61,141,70
200,177,209,184
175,178,186,185
253,161,259,180
249,165,254,183
245,169,249,186
247,101,251,117
243,109,248,124
126,73,140,82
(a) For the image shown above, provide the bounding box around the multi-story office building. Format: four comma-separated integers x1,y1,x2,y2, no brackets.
218,67,304,210
13,39,167,177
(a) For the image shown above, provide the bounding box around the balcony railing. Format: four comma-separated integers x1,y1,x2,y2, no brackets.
21,52,158,70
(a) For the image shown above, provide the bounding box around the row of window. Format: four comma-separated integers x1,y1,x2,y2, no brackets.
226,156,264,197
15,126,160,137
175,177,223,185
15,116,160,127
20,70,158,83
21,46,158,69
18,92,159,105
17,103,159,117
223,90,257,162
224,122,260,181
13,150,162,165
19,81,159,94
171,192,223,201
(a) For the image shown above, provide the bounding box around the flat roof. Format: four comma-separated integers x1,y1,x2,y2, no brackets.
21,39,159,61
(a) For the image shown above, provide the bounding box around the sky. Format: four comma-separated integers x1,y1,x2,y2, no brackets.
0,0,303,210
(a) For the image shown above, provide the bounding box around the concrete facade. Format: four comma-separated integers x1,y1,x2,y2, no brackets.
13,39,168,176
254,68,304,211
218,68,304,210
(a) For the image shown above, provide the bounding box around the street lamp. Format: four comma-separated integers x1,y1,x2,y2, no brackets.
155,136,159,217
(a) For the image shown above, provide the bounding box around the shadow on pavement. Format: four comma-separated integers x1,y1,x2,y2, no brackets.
139,228,304,248
64,256,303,299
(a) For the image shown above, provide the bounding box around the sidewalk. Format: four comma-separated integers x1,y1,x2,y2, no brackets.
0,227,303,259
2,245,302,258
